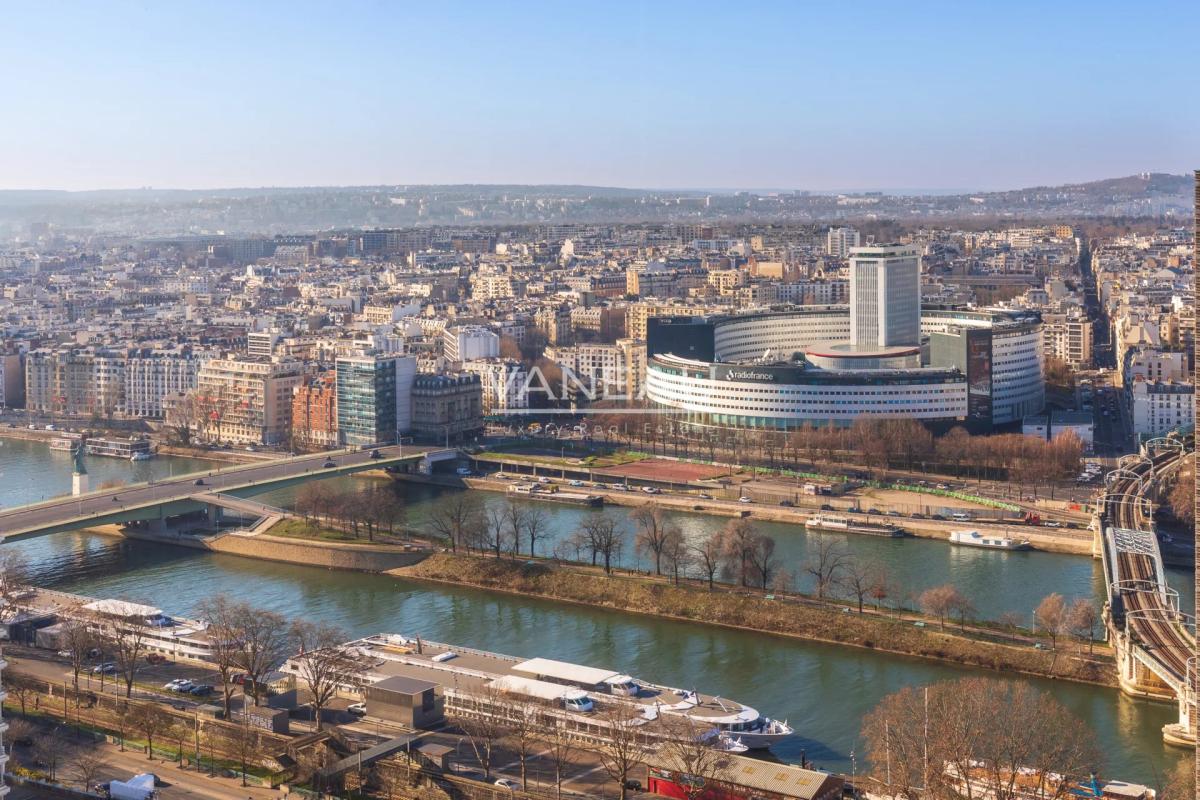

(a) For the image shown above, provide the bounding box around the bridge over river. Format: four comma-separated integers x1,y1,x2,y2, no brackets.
1098,435,1196,747
0,444,454,541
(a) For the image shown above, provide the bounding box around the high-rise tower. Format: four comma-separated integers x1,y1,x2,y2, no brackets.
849,244,921,349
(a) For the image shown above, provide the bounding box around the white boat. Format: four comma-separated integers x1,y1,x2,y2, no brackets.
282,634,794,751
805,513,903,538
129,451,154,461
949,530,1031,550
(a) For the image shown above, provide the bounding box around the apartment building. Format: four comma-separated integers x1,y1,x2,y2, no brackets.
1130,379,1194,439
462,358,529,415
194,356,305,445
124,348,205,418
443,325,500,362
411,373,483,444
1042,312,1094,368
291,372,338,449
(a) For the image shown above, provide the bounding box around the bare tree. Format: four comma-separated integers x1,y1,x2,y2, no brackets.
0,549,29,600
33,737,69,782
803,534,849,599
524,505,551,557
5,672,38,716
454,685,509,779
64,748,108,791
631,503,671,575
232,605,292,706
720,518,757,586
127,703,175,760
656,716,735,800
592,704,651,800
98,612,150,698
290,620,363,729
693,530,726,591
862,677,1101,800
1066,598,1098,654
918,584,965,630
745,533,780,590
578,511,626,574
1035,593,1069,648
426,492,484,553
543,716,581,800
59,618,100,697
504,500,530,558
498,694,542,791
839,558,883,614
197,594,247,718
662,526,691,585
483,504,508,558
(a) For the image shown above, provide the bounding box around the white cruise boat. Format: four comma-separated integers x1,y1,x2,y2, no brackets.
949,530,1031,550
282,635,793,751
805,513,903,538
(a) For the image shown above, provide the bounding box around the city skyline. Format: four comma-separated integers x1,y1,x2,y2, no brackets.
1,0,1196,192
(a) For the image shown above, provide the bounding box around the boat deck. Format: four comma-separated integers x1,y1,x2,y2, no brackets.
345,634,759,726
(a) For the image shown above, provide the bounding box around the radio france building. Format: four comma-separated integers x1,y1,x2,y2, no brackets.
645,246,1043,431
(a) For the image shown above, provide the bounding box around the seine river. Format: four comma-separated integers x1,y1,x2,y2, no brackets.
0,438,1189,781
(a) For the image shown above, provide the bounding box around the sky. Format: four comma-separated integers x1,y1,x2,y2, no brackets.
0,0,1196,193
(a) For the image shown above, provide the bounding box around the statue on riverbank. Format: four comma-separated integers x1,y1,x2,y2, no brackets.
71,441,89,496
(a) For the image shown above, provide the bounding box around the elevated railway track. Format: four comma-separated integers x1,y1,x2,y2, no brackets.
1098,435,1195,746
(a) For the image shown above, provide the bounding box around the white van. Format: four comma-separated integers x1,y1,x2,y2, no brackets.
950,512,973,522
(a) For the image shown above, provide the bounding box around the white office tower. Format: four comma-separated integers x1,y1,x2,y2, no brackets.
849,244,921,349
825,226,860,259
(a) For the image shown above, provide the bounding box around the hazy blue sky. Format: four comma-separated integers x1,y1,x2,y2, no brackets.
1,0,1196,192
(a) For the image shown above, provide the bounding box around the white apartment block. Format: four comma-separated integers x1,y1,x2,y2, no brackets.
545,343,637,400
1042,313,1094,368
826,227,861,259
125,349,206,418
463,358,529,415
443,325,500,362
1130,380,1194,439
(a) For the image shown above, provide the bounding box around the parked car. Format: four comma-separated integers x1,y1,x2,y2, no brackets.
347,702,367,716
494,779,520,790
146,653,169,665
698,493,713,500
866,508,882,515
568,480,584,487
163,679,193,692
370,449,382,459
193,478,205,486
322,459,337,468
738,496,753,504
189,684,215,696
887,510,902,517
92,662,116,674
778,499,794,507
231,673,248,685
820,504,835,511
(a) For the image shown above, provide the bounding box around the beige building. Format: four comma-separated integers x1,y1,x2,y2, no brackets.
194,356,304,445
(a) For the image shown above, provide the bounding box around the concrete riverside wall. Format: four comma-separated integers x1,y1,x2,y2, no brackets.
207,532,430,571
89,524,430,572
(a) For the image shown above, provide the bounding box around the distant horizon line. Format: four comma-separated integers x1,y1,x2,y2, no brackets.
0,171,1190,198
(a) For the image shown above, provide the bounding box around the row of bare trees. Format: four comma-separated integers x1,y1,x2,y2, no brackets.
296,482,407,540
454,685,734,800
587,409,1085,485
427,493,555,558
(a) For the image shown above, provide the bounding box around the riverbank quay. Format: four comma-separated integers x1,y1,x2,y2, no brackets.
391,553,1117,688
84,522,431,572
454,476,1096,556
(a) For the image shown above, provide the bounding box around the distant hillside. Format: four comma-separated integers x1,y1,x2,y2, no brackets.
0,173,1191,236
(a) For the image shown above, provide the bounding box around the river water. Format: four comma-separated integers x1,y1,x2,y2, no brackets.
0,439,1190,782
